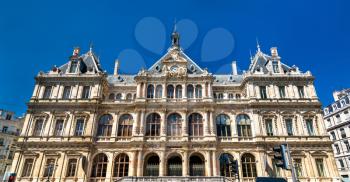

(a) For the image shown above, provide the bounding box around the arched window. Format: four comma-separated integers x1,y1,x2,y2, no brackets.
219,153,235,177
167,156,182,176
167,85,174,98
155,85,163,98
91,153,108,178
147,85,154,98
118,114,133,137
113,153,129,177
188,113,203,136
241,153,257,177
167,113,182,136
189,153,205,176
97,114,113,137
216,114,231,137
116,93,122,100
144,154,160,176
146,113,161,136
175,85,182,98
109,93,115,100
195,85,202,98
236,114,252,137
187,85,194,98
126,93,132,101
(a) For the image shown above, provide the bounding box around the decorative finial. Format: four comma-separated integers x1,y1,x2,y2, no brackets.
249,50,253,61
173,18,177,33
89,42,93,53
171,19,180,47
256,38,261,52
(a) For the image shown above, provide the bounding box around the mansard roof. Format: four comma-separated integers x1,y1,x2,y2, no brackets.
248,46,292,74
57,48,103,74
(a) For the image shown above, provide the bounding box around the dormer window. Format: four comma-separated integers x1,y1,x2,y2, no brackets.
69,60,78,73
272,61,279,73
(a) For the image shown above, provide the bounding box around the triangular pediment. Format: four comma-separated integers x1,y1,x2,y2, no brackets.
148,47,204,75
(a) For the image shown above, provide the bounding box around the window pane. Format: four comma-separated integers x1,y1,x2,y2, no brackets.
62,86,71,99
66,159,77,177
81,86,90,99
74,119,85,136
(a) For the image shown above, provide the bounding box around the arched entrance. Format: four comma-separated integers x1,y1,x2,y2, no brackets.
167,155,182,176
189,153,205,176
144,153,160,176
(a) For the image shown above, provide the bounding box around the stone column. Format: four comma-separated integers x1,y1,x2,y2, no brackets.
205,151,212,176
183,150,189,176
202,83,207,98
139,111,145,136
105,152,114,180
136,83,141,98
159,151,165,176
137,150,143,176
162,83,166,99
161,111,167,138
130,151,138,176
182,84,187,99
208,83,212,98
209,111,215,136
111,113,119,138
132,111,140,136
212,151,218,176
181,112,188,139
204,111,210,136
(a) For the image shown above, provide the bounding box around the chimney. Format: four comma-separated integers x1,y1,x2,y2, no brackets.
114,59,119,76
270,47,278,57
232,61,238,75
72,47,80,56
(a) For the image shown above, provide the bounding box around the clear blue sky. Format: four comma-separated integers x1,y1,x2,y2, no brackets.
0,0,349,116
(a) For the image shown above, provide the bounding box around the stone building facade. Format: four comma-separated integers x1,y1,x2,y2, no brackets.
10,31,339,182
0,109,23,181
324,89,350,182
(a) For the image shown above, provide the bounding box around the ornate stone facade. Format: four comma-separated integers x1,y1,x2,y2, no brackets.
324,89,350,182
10,32,340,182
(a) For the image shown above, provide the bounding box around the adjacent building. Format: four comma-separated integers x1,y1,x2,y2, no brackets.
324,89,350,182
0,109,23,181
10,30,340,182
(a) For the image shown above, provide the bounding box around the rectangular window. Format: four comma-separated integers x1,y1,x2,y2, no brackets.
33,119,44,136
260,86,268,99
294,158,303,177
341,128,347,138
285,119,293,136
74,119,85,136
54,119,64,136
272,61,279,73
265,119,274,136
7,150,14,160
2,126,8,133
43,86,52,99
81,86,90,99
5,114,12,120
62,86,71,99
21,159,34,177
315,159,325,177
330,131,336,140
336,115,341,122
339,159,345,168
345,140,350,152
66,158,77,177
43,159,55,177
335,144,340,154
69,61,78,73
279,86,286,98
297,86,305,98
306,119,314,136
0,138,4,146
